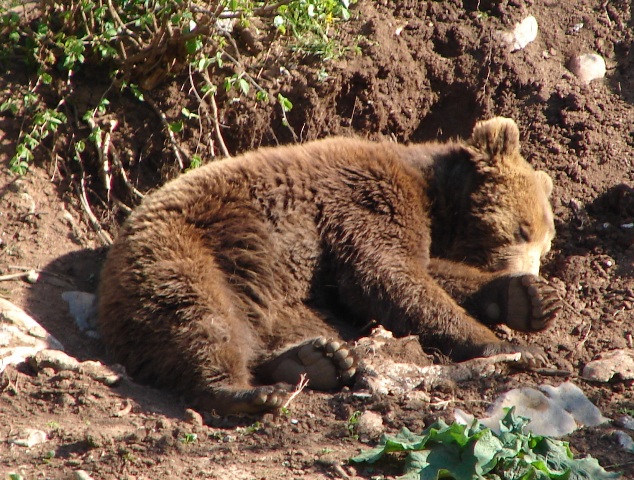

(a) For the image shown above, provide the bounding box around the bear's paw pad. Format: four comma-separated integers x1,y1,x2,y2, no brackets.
506,274,561,332
267,337,357,390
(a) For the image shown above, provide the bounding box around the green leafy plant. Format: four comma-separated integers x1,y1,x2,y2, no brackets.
238,421,263,436
347,410,362,439
352,408,620,480
274,0,356,59
1,0,356,175
180,432,198,444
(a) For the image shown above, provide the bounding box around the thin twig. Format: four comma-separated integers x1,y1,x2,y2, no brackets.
0,271,35,282
188,64,215,158
105,120,145,201
578,325,592,349
218,0,293,18
71,151,113,246
200,70,231,158
144,95,187,170
282,373,309,410
220,50,298,142
106,0,143,49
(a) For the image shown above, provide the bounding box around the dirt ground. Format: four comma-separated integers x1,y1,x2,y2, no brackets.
2,0,634,478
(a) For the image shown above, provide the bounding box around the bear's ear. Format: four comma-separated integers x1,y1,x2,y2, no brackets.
468,117,520,159
535,170,554,198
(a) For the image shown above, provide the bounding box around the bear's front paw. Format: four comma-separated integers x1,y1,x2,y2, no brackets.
480,341,548,367
505,274,561,332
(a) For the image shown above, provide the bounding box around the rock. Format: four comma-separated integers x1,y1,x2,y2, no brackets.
568,53,606,84
582,349,634,382
614,431,634,453
74,470,95,480
456,381,608,437
184,408,204,426
62,291,100,338
499,15,538,51
0,298,64,373
0,298,63,349
29,349,122,386
356,411,384,441
9,428,48,447
615,414,634,430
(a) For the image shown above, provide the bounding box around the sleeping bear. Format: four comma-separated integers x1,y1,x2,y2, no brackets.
98,117,561,414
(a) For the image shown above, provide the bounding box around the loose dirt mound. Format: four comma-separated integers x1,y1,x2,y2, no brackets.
2,0,634,478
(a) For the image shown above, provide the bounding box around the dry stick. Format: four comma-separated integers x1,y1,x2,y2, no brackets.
86,117,111,199
144,95,187,170
209,94,231,157
282,373,309,410
104,120,145,201
70,152,113,246
576,322,592,351
111,195,133,214
201,71,231,158
187,65,216,158
109,148,145,201
0,271,35,282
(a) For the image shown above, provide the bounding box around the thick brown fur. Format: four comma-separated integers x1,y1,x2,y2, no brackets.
98,117,560,415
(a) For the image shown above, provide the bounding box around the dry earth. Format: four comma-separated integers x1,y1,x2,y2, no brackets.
2,0,634,478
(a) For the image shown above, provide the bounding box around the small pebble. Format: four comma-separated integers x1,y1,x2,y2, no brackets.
356,411,384,440
75,470,95,480
26,270,39,284
615,414,634,430
184,408,204,426
568,53,606,84
614,430,634,452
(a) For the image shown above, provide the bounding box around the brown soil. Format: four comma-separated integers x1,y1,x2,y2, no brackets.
2,0,634,478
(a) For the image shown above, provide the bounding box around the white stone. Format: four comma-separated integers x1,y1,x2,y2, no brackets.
457,382,608,437
582,349,634,382
499,15,538,51
9,428,48,447
568,53,607,84
62,291,99,336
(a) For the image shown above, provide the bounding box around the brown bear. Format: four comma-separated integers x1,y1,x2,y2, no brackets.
98,117,561,415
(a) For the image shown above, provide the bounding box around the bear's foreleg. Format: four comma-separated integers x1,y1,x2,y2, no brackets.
428,259,561,332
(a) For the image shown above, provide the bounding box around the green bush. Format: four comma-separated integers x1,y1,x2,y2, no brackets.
0,0,356,174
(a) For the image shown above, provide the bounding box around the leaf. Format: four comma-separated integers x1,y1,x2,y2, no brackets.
169,120,183,133
238,78,250,95
277,94,293,112
351,409,621,480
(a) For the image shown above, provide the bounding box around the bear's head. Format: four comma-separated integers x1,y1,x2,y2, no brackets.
438,117,555,275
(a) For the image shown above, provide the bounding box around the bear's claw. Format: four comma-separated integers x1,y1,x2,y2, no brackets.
250,384,289,408
480,341,548,367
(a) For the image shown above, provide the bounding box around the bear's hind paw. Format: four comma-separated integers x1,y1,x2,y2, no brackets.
258,337,358,391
